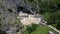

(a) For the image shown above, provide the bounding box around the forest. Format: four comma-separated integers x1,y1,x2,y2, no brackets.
25,0,60,30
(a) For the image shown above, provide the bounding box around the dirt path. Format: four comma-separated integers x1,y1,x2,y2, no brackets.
40,22,60,34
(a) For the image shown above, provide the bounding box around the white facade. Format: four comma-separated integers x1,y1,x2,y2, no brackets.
18,11,42,25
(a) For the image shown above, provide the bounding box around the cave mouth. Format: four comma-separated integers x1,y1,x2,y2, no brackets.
17,6,34,15
17,6,23,12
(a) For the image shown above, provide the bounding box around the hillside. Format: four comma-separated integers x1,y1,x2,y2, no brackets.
0,0,60,34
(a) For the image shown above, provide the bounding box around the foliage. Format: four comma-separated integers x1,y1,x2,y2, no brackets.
24,24,58,34
26,24,38,33
24,0,60,30
0,30,7,34
56,22,60,30
0,16,3,28
0,18,2,26
7,8,12,13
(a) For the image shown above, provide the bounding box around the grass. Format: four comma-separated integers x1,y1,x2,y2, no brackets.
30,25,50,34
24,24,58,34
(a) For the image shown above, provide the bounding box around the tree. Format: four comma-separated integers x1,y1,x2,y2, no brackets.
26,24,38,33
25,0,60,30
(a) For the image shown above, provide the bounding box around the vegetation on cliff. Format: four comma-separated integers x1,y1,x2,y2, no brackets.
24,0,60,30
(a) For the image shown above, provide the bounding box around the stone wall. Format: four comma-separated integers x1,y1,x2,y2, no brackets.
18,11,42,25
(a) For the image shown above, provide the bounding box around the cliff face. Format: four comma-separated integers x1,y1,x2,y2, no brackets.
0,0,40,34
0,0,30,34
0,0,20,27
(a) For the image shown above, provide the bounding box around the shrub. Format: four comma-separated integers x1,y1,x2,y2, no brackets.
26,24,38,33
7,9,12,13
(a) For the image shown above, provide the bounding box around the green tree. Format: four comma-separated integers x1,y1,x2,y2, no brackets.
26,24,38,33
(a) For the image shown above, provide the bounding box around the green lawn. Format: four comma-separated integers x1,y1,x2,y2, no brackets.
24,24,58,34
